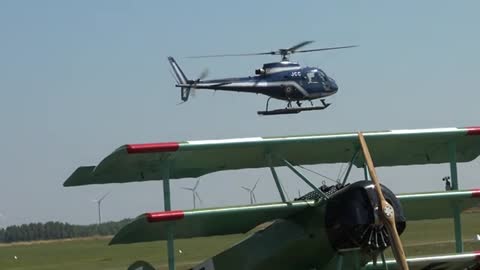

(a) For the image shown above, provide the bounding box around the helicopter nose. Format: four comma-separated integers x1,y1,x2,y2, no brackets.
329,79,338,92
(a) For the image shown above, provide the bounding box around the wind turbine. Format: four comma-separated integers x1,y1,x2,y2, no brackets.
181,179,202,209
241,178,260,205
92,192,110,225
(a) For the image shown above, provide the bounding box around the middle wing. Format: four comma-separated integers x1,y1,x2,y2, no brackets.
110,189,480,245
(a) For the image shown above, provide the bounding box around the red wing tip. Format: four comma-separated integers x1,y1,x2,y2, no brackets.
466,127,480,136
472,189,480,198
146,210,184,222
126,142,180,154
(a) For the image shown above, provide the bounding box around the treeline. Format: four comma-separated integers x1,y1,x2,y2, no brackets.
0,219,132,243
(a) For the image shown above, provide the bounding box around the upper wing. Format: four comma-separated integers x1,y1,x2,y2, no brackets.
364,251,480,270
64,126,480,186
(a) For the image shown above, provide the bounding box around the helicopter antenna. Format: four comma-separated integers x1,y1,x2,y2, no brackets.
187,41,357,61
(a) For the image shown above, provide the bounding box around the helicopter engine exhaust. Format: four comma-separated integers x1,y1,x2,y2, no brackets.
325,181,406,257
255,68,265,75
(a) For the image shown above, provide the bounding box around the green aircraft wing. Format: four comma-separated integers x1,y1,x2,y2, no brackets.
398,189,480,220
363,251,480,270
109,189,480,245
64,127,480,186
109,200,315,245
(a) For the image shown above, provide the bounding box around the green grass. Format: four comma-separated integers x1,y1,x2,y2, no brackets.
1,212,479,270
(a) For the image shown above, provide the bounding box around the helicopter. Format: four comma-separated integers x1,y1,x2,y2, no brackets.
168,41,356,115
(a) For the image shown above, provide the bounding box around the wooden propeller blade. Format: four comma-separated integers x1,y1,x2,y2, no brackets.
358,132,409,270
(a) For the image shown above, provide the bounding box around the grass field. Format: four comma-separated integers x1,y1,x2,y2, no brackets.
1,212,479,270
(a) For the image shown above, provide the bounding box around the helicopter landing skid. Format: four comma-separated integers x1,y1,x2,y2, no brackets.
257,103,331,116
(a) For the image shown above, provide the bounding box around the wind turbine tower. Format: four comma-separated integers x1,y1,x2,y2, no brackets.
92,192,110,225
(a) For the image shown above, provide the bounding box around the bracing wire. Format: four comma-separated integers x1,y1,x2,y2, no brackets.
336,163,346,182
297,164,338,184
278,180,290,202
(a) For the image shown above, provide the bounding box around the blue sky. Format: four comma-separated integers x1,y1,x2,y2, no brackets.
0,1,479,226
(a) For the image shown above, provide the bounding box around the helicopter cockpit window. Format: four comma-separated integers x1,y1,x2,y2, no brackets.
306,70,324,84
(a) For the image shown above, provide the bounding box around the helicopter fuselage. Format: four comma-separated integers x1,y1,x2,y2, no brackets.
182,62,339,101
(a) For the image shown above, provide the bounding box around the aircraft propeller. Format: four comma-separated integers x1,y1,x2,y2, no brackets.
187,41,357,61
358,132,409,270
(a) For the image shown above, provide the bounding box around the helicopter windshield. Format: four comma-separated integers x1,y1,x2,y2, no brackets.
306,70,326,84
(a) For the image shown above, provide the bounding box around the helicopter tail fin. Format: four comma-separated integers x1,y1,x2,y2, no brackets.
168,56,191,102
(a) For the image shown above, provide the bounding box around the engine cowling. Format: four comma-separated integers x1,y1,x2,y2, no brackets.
325,181,406,257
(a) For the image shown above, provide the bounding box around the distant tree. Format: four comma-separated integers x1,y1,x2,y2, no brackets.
0,219,133,243
0,228,5,242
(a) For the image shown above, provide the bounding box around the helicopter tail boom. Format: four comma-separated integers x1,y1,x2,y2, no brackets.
168,56,191,101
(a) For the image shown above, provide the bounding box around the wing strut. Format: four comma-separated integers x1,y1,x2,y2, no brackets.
341,148,360,185
162,164,175,270
267,154,287,202
448,141,463,253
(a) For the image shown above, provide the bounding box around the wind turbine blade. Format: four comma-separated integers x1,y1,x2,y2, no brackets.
99,191,111,202
195,192,203,204
181,187,194,191
241,186,251,192
252,178,260,191
252,193,257,203
192,193,196,209
194,179,201,190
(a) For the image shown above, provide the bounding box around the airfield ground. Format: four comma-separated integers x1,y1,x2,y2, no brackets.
0,211,479,270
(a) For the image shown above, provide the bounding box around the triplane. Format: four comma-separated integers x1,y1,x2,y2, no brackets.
64,126,480,270
168,41,356,115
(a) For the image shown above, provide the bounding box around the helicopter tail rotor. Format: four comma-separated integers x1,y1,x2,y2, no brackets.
168,56,211,102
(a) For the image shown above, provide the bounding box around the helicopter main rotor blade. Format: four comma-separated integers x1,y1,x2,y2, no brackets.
186,52,274,59
358,132,409,270
295,45,358,54
287,40,315,52
185,42,357,61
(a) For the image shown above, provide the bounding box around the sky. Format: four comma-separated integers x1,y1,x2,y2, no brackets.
0,1,479,227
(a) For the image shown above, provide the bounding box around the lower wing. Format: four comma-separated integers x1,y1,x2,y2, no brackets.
364,251,480,270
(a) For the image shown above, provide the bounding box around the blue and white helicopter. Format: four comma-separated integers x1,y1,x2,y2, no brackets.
168,41,356,115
